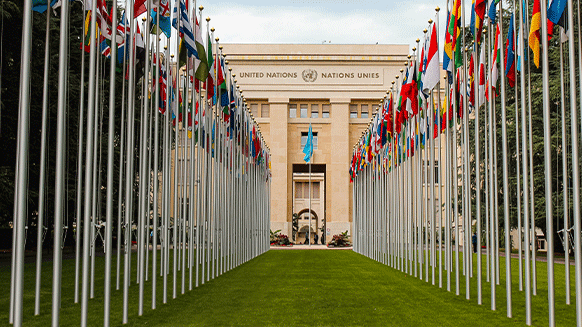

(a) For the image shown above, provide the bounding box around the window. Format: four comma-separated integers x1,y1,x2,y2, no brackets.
350,104,358,118
295,182,303,198
295,182,320,199
250,103,259,117
300,132,318,150
289,101,330,119
312,182,320,199
300,104,308,118
261,104,270,118
322,104,330,118
361,104,369,119
289,104,297,118
423,161,440,184
311,104,319,118
350,101,382,120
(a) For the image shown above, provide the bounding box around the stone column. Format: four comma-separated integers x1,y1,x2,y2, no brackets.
329,98,351,237
268,97,289,235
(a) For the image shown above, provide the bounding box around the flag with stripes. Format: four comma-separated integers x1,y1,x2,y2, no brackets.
172,0,196,58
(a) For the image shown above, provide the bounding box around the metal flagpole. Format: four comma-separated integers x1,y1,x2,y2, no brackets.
50,0,71,320
123,0,137,319
497,0,512,316
117,24,129,291
517,0,531,322
511,8,525,291
75,4,87,304
189,1,197,290
163,44,170,303
539,0,555,324
434,9,442,289
445,71,454,292
146,49,154,285
558,26,568,304
567,1,582,326
173,9,181,298
428,90,433,282
12,0,34,322
488,17,496,310
460,0,471,294
453,60,460,296
212,29,218,279
309,120,312,248
474,25,482,305
196,7,203,288
80,0,98,322
152,16,161,309
484,29,490,285
138,5,152,315
34,2,51,315
524,0,536,294
104,0,118,322
90,52,100,300
567,0,582,323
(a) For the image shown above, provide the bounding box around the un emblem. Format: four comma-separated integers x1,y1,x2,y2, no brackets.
302,69,318,82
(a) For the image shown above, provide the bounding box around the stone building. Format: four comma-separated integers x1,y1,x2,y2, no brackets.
221,44,411,243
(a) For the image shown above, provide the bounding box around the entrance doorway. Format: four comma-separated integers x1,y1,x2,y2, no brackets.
292,164,326,244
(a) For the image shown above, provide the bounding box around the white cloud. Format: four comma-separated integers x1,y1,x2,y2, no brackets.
197,1,448,47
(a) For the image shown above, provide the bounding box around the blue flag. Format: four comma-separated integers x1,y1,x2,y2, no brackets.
151,8,171,38
547,0,567,24
488,0,500,24
303,124,313,163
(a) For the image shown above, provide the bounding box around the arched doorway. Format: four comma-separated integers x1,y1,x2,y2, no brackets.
296,208,323,244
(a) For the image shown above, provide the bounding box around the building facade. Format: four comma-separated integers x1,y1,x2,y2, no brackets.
221,44,410,243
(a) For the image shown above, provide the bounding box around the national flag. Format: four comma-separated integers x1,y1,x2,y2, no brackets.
491,23,501,94
151,0,171,38
172,0,196,57
447,0,463,69
529,0,541,68
373,115,381,154
159,57,168,114
488,0,500,24
81,10,93,53
470,0,486,44
303,124,314,163
547,0,567,25
478,43,486,108
443,9,453,74
115,12,130,65
517,0,528,72
192,18,208,82
449,0,461,51
423,22,440,93
134,0,147,18
95,0,113,40
385,93,394,140
218,57,230,120
505,14,516,88
32,0,57,13
402,60,419,117
468,53,475,112
99,36,111,58
206,32,215,101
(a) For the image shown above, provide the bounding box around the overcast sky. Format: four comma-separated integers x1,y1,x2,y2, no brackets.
193,0,453,47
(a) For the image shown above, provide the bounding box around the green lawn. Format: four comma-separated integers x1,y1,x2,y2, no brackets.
0,249,577,326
